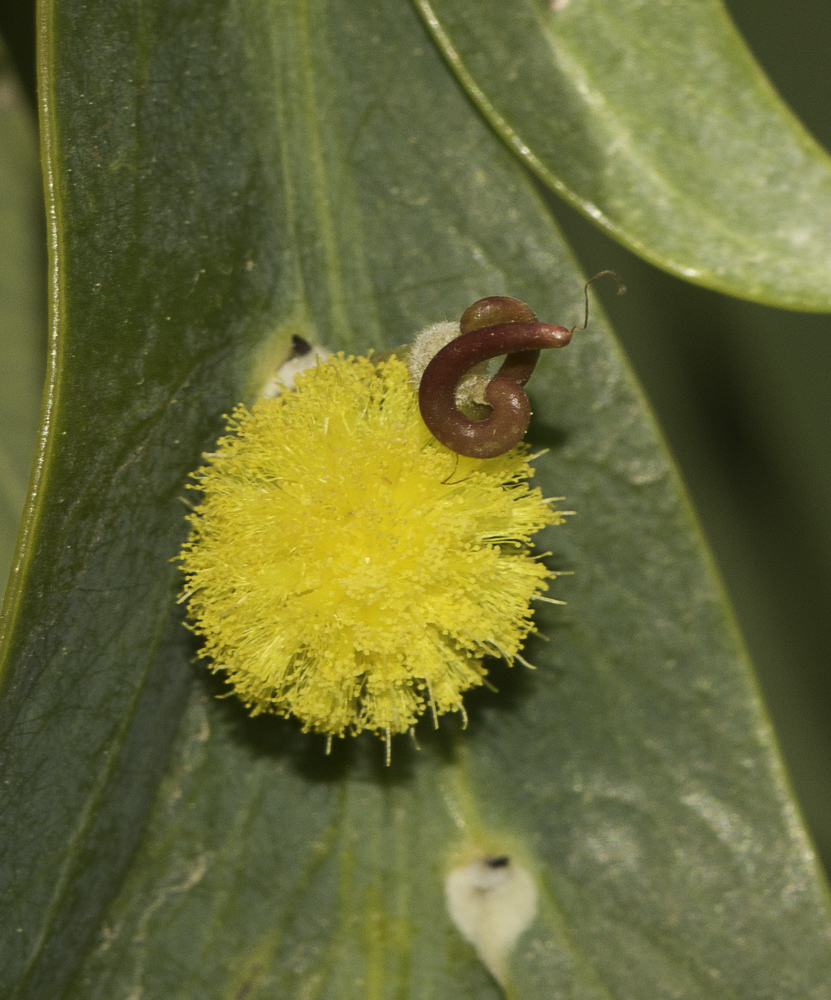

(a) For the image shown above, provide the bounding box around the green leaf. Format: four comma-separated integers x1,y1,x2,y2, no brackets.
415,0,831,311
0,38,43,595
2,0,831,998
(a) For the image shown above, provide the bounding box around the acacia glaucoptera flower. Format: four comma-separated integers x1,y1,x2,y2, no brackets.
178,296,575,752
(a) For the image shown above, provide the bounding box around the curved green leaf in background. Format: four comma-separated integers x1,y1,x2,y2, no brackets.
1,0,831,998
416,0,831,311
0,39,42,592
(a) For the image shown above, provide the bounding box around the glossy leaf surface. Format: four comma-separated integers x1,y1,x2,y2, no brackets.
417,0,831,310
2,1,831,999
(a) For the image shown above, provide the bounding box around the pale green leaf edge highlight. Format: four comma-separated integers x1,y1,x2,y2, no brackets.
0,4,57,657
413,0,831,312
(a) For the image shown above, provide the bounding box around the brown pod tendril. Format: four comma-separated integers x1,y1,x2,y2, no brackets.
418,296,572,459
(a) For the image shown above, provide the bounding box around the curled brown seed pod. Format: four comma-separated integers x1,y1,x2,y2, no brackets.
418,296,573,459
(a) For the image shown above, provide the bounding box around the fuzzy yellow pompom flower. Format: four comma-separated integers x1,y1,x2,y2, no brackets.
179,353,564,741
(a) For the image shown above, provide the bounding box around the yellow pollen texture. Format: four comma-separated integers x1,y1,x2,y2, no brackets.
178,354,565,738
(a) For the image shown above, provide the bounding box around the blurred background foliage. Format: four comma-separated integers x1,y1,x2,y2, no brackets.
1,0,829,883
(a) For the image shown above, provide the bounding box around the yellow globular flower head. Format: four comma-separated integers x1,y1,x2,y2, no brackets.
179,354,564,739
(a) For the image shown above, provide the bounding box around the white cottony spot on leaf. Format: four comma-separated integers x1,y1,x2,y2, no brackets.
260,338,331,397
445,854,537,984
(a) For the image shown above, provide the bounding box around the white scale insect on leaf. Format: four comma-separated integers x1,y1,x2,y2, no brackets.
445,853,538,984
